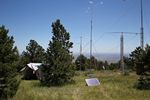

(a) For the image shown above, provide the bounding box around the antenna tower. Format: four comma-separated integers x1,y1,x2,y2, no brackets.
140,0,144,49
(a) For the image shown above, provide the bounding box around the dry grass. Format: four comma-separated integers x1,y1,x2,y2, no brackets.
12,71,150,100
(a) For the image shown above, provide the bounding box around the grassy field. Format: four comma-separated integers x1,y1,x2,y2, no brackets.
12,71,150,100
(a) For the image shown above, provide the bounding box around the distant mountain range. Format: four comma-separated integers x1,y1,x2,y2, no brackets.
73,53,129,63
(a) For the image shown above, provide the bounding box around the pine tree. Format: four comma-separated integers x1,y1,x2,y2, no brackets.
41,19,75,86
22,40,46,63
130,45,150,89
0,25,20,99
130,47,144,75
90,56,98,70
75,54,88,71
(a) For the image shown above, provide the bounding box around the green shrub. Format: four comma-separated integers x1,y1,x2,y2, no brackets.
134,76,150,90
0,75,21,99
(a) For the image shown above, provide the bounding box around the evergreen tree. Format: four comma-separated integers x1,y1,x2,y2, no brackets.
130,45,150,89
109,62,119,70
123,56,134,70
41,19,74,86
85,56,98,70
104,60,109,70
75,54,88,71
22,40,46,63
97,60,104,70
0,25,20,99
130,47,144,75
90,56,98,70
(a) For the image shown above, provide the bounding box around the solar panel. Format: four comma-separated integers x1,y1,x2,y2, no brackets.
85,78,100,86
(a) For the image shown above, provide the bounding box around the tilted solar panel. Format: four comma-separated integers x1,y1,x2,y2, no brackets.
85,78,100,86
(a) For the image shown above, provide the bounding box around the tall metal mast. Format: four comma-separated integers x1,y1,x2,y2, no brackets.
89,1,93,69
80,36,82,55
80,36,82,71
90,19,93,69
140,0,144,49
109,32,139,73
120,32,124,73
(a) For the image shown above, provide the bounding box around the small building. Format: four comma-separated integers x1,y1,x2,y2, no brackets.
21,63,43,80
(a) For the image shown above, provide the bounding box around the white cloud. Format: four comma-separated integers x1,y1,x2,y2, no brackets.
100,1,103,5
89,1,94,4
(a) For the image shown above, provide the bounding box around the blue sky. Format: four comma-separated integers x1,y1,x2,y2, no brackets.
0,0,150,55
